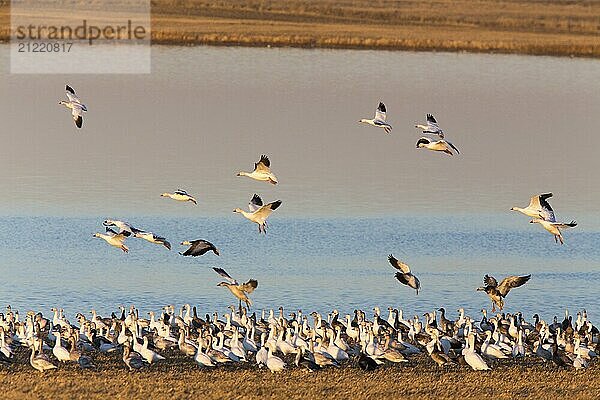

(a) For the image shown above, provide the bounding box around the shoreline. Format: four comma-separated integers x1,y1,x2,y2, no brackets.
2,351,599,399
0,34,596,60
1,0,600,59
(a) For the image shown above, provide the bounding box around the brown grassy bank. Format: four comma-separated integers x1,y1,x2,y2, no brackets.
1,349,599,400
1,0,600,57
1,1,599,57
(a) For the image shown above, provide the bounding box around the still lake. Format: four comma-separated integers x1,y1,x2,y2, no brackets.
0,45,598,321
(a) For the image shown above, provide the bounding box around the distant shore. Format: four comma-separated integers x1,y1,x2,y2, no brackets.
1,351,599,399
1,1,599,58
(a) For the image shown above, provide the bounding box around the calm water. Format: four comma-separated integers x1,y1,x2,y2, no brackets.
0,46,599,321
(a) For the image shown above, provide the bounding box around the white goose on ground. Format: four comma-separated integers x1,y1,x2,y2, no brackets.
462,333,490,371
265,343,286,373
415,113,444,138
52,331,71,363
160,189,197,205
59,85,87,129
140,336,165,364
359,102,392,133
194,338,216,368
416,137,460,156
237,155,278,185
234,194,282,234
93,228,129,253
29,347,57,372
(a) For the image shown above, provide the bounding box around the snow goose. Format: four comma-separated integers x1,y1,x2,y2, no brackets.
177,329,197,357
325,329,349,362
134,231,171,250
140,336,165,364
29,347,57,372
358,351,379,371
573,341,589,369
93,228,129,253
415,114,444,138
179,239,219,256
52,331,71,362
123,343,146,371
160,189,197,205
237,155,278,185
265,343,286,372
102,219,143,235
476,274,531,312
78,354,96,369
481,331,509,360
213,267,258,308
512,328,526,359
359,102,392,134
416,137,460,156
255,332,268,368
234,194,282,234
381,334,408,363
530,218,577,245
462,333,490,371
510,193,554,220
295,348,321,371
194,338,215,368
388,254,421,294
59,85,87,129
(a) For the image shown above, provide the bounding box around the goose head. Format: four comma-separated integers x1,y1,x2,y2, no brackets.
416,137,430,148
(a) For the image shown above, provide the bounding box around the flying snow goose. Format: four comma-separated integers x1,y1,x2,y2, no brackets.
511,193,555,220
102,219,143,235
213,267,258,308
415,114,444,138
388,254,421,295
477,274,531,312
529,218,577,245
234,194,282,234
160,189,197,205
416,137,460,156
134,231,171,250
237,155,278,185
359,102,392,134
179,239,219,256
59,85,87,129
93,228,129,253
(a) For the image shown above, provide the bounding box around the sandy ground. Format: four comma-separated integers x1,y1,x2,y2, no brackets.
1,348,599,399
0,0,599,57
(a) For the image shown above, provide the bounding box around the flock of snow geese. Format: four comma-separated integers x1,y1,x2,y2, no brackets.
2,87,589,374
0,304,597,373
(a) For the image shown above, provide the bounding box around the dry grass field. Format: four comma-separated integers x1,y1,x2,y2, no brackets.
1,348,599,399
0,0,599,57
